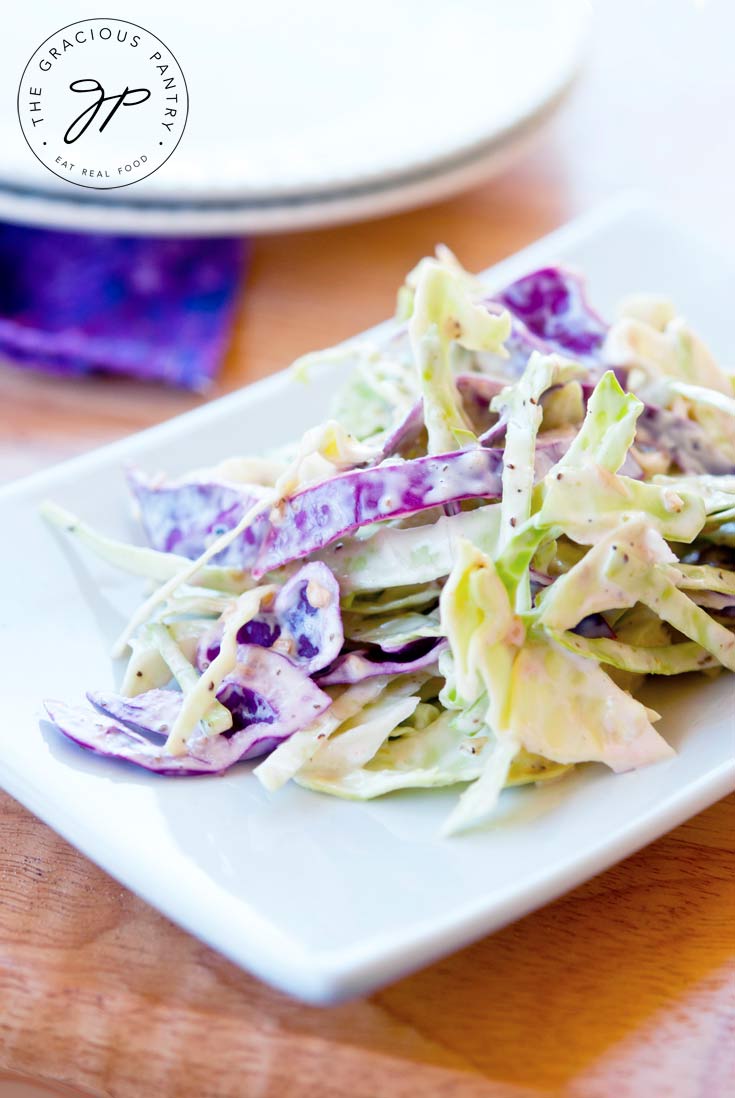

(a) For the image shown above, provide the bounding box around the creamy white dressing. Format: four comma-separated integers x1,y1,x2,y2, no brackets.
164,585,275,755
148,623,232,738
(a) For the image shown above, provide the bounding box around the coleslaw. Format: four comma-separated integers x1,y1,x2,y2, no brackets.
42,251,735,835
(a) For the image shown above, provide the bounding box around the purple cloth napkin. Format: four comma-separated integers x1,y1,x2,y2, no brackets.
0,224,248,390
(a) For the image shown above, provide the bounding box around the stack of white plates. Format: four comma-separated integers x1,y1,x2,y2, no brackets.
0,0,589,234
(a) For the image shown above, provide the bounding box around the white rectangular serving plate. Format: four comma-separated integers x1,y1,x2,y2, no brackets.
1,194,734,1005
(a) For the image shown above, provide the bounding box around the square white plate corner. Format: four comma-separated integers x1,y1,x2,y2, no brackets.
1,194,734,1004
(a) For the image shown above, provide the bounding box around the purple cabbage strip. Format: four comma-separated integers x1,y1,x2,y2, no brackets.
388,266,611,379
318,638,447,687
44,700,221,775
532,436,574,479
132,440,584,579
529,568,552,602
456,373,506,404
198,562,343,675
492,267,608,361
252,449,504,576
87,687,182,737
379,377,506,455
618,450,644,480
495,315,557,378
130,451,503,574
635,405,735,475
687,590,735,613
82,646,332,772
201,645,332,761
374,402,425,460
479,416,509,447
128,468,269,567
455,373,506,434
571,614,616,640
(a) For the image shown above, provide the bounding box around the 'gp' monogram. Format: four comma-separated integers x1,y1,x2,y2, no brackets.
19,17,188,189
64,78,151,143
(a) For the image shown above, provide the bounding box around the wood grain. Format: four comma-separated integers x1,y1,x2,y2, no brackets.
2,1,735,1095
1,795,732,1098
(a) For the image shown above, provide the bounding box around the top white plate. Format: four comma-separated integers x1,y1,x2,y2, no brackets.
0,112,551,236
1,195,733,1004
2,0,588,203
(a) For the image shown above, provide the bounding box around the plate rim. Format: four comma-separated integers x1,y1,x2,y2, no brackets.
0,88,568,237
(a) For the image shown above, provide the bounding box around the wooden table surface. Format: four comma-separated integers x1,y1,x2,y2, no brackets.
1,2,734,1095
